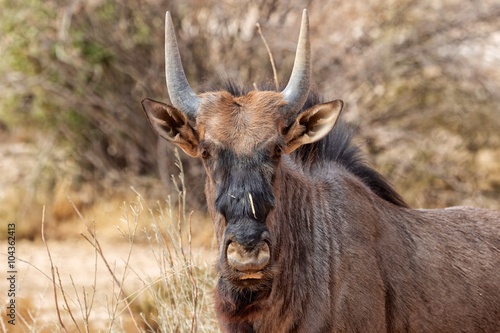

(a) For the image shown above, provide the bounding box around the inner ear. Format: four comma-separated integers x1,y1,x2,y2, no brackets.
284,100,343,154
141,98,199,157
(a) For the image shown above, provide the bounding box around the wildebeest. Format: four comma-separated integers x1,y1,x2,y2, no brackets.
141,9,500,333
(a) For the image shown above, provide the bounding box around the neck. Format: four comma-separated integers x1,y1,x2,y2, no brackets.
270,156,333,286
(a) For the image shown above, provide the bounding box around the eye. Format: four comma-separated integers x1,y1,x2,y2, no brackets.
273,145,283,158
201,148,211,159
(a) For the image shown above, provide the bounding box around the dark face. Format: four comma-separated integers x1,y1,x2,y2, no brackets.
142,90,343,286
196,91,286,285
202,142,284,284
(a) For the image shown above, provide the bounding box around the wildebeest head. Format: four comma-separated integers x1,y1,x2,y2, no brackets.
142,10,343,285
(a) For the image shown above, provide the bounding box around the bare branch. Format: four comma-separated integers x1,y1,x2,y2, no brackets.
256,22,279,91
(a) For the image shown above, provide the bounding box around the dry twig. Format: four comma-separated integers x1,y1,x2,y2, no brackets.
256,22,279,91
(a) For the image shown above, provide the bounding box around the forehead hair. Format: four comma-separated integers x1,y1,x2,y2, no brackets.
196,90,287,155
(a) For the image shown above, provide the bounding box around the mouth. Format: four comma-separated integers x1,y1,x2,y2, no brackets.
226,269,271,289
220,264,271,287
238,271,264,280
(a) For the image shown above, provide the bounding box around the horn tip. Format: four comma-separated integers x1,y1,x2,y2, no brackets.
299,9,309,35
165,11,176,41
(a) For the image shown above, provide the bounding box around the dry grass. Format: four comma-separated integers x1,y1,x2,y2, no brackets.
1,152,219,332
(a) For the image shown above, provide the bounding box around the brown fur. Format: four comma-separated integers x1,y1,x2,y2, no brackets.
212,160,500,332
196,91,287,155
143,88,500,333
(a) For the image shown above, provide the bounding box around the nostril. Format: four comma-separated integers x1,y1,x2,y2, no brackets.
226,241,237,258
226,241,270,272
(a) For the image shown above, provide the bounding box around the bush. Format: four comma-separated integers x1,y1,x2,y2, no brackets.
1,0,499,210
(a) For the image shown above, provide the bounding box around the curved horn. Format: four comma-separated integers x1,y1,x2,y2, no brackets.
281,9,311,117
165,11,200,119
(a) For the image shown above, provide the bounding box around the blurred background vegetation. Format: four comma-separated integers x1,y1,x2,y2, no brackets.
1,0,499,240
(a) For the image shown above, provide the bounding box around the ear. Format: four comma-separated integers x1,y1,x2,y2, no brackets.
284,100,343,154
141,98,199,157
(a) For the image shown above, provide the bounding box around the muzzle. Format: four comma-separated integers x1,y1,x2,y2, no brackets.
224,219,271,277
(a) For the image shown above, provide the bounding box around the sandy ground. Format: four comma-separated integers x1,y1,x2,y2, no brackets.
1,238,216,331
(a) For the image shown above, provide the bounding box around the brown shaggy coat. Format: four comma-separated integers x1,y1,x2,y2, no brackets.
207,89,500,333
